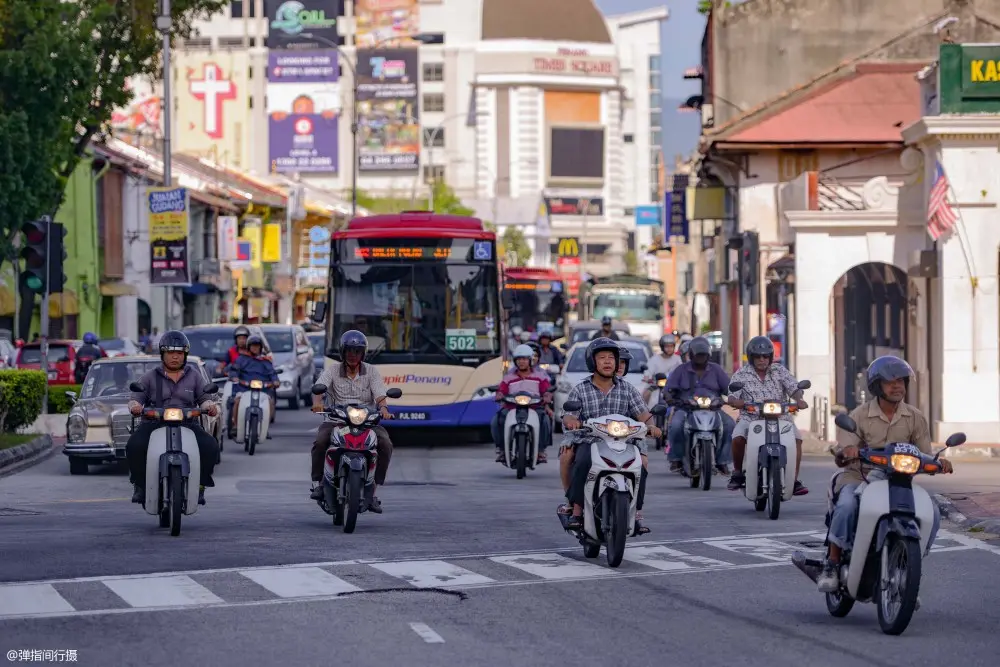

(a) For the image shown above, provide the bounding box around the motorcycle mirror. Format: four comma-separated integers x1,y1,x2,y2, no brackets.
310,301,328,323
834,413,858,434
563,400,582,412
654,373,667,381
276,368,285,375
650,404,667,416
945,432,967,447
728,381,743,393
639,363,648,372
486,385,499,392
129,381,144,393
386,388,402,399
311,383,328,395
203,382,220,395
797,379,811,390
64,391,77,403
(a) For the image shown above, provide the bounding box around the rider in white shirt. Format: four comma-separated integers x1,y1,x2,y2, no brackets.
643,334,683,405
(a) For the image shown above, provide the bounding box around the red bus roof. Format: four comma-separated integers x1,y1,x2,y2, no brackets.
503,267,561,280
335,212,494,240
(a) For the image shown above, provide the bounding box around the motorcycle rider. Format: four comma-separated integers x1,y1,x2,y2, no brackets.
75,332,106,383
727,336,810,495
596,315,620,341
817,356,951,592
491,344,552,463
228,334,280,438
678,340,691,363
616,346,632,376
537,330,564,366
559,337,662,532
664,336,734,475
309,330,394,512
642,334,682,404
126,331,220,506
227,326,251,366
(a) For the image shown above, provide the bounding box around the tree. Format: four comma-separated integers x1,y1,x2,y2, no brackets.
356,181,476,217
430,181,475,216
0,0,227,252
624,250,640,275
698,1,731,14
499,227,532,267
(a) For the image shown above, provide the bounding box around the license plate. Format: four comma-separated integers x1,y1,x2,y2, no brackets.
395,412,428,420
47,372,57,380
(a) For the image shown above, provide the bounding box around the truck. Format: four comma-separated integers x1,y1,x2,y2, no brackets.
578,274,666,345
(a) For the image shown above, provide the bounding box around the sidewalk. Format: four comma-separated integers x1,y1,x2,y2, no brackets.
923,461,1000,535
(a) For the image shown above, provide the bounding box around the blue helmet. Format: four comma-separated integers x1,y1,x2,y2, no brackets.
83,332,98,344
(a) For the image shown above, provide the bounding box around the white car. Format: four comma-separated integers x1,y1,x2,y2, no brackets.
553,340,650,425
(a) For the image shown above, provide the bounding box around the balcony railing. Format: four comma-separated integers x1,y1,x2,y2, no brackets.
780,171,901,213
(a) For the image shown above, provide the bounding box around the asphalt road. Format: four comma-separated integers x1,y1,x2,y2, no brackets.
1,411,998,667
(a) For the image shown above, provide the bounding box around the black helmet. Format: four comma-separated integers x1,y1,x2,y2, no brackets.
659,334,676,350
234,325,250,339
158,330,190,357
679,340,691,358
618,345,632,374
526,341,541,355
746,335,774,360
246,334,264,350
585,336,621,373
538,330,553,340
866,356,913,399
689,336,711,358
601,315,613,326
339,330,368,359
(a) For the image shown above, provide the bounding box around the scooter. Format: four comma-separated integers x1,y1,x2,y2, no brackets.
229,369,283,455
130,380,219,537
792,413,966,635
488,387,544,479
557,401,666,567
676,390,725,490
648,372,671,450
728,379,810,519
311,383,403,533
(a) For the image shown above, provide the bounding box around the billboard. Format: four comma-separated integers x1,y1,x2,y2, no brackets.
266,0,345,49
354,0,420,48
356,48,420,172
267,50,340,173
146,187,191,286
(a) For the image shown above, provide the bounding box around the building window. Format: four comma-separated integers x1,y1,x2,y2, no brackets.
547,126,605,186
203,214,217,260
649,92,661,110
230,0,255,18
423,62,444,82
649,55,660,73
651,189,659,203
624,133,634,144
423,93,445,113
624,207,635,216
649,72,660,91
651,129,662,146
422,128,445,147
424,165,445,184
650,111,661,128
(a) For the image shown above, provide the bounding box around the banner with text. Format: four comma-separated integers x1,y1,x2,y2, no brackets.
146,187,191,286
354,0,420,48
266,0,345,49
267,50,340,173
357,48,420,172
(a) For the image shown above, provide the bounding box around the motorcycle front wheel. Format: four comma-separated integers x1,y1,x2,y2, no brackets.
169,467,184,537
344,468,363,533
767,458,782,520
877,536,921,635
247,415,258,456
605,490,629,568
700,441,713,490
515,434,527,479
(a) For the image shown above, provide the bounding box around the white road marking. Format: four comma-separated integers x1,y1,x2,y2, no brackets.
103,575,224,608
240,567,360,598
409,622,445,643
702,537,801,562
0,584,74,617
370,560,494,588
623,545,732,571
490,553,607,580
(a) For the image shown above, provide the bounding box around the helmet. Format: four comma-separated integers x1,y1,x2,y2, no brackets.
512,344,534,360
538,329,553,340
158,330,191,357
688,336,711,359
679,341,691,358
866,356,913,399
745,336,774,360
234,325,250,340
659,334,676,349
339,330,368,359
511,325,523,336
83,332,98,344
519,331,531,343
246,334,264,351
585,336,621,373
680,333,694,343
601,315,613,326
526,341,541,355
618,345,632,374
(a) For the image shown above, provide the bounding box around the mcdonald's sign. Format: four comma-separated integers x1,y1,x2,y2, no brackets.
557,237,580,257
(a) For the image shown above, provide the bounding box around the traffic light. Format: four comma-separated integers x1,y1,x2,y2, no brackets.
741,231,760,306
19,218,49,293
48,222,68,292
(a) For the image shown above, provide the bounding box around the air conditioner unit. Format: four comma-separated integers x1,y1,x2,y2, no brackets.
701,103,715,128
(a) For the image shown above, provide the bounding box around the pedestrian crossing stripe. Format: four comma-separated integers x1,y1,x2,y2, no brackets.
0,530,976,621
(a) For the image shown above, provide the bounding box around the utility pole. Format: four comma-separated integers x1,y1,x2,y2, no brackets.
40,216,51,415
158,0,172,186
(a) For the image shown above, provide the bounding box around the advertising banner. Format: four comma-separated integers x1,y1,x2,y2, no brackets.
356,48,420,171
634,205,661,226
146,187,191,286
217,215,239,261
262,223,283,263
267,50,340,173
354,0,419,48
266,0,344,49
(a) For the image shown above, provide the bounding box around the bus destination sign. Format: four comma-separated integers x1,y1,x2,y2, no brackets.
354,247,452,260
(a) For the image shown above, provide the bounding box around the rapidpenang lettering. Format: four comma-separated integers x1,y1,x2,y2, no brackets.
382,374,452,386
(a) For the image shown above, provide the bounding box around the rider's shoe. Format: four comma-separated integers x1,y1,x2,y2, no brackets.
198,486,206,505
566,514,583,530
793,480,809,495
310,483,324,501
367,496,383,514
131,484,145,504
669,461,683,473
495,448,505,463
817,561,839,593
727,471,745,491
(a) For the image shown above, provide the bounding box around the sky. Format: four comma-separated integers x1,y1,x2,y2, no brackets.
594,0,704,163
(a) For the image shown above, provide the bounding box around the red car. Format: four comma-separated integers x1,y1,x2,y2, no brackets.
16,339,83,384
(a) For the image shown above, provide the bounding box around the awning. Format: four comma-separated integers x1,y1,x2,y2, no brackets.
49,291,79,318
190,190,242,213
100,282,138,297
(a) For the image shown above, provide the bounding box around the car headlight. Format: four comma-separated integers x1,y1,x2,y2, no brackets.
163,408,184,422
514,395,531,406
762,402,783,415
347,407,368,426
695,396,712,408
890,454,921,474
67,414,87,443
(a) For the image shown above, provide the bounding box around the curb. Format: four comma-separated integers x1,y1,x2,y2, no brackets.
0,435,55,477
933,493,1000,534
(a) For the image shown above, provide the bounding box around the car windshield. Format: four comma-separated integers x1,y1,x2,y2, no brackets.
566,346,647,373
99,339,126,350
183,331,233,361
308,335,325,356
593,293,663,321
80,361,161,399
19,345,69,364
331,263,501,364
264,331,294,353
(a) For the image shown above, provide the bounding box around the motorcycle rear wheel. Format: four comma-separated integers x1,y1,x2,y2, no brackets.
825,590,855,617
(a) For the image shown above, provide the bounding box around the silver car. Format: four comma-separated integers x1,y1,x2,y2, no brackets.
62,356,223,475
258,324,314,409
553,340,650,425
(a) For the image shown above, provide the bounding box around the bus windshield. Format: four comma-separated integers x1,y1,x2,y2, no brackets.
331,263,500,364
507,282,566,337
592,293,663,322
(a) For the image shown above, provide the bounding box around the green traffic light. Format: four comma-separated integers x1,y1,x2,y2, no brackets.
24,276,43,291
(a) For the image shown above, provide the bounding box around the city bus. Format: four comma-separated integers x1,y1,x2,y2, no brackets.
501,266,568,340
316,212,504,434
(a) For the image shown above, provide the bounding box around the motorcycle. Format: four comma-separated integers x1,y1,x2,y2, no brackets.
675,389,725,490
728,379,810,519
487,386,544,479
792,412,966,635
228,370,283,455
649,372,670,450
129,380,219,537
557,400,666,567
310,383,403,533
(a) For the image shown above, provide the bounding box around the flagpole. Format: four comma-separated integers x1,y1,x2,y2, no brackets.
938,160,979,371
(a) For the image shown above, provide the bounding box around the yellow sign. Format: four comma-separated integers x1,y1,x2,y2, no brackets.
240,225,262,269
970,59,1000,82
262,223,282,263
557,237,579,258
146,186,191,285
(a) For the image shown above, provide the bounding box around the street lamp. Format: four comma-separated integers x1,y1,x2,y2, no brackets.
424,111,484,209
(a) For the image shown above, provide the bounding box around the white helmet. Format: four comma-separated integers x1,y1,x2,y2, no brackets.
513,344,534,360
511,325,523,336
680,333,694,343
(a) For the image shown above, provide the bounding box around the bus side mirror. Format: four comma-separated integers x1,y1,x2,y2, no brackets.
501,290,514,311
311,301,328,323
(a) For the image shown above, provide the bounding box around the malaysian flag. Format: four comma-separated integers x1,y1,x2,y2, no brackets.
927,160,958,240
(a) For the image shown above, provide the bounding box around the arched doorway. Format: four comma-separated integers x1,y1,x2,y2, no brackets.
137,299,152,336
832,262,907,410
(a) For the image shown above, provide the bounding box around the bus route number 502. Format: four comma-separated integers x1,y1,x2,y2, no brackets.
445,329,477,351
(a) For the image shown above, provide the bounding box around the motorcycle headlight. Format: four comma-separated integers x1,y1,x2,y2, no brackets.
890,454,921,474
695,396,712,408
347,407,368,426
67,414,87,443
514,395,531,406
762,402,783,415
163,408,184,422
249,379,264,389
656,379,666,387
602,420,631,438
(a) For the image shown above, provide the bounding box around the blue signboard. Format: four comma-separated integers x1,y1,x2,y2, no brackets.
664,189,690,245
634,205,661,226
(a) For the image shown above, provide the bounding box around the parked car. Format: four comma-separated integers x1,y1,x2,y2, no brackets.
555,320,632,350
553,339,650,424
16,339,84,384
61,355,223,475
99,338,142,358
0,338,17,369
258,324,314,409
306,331,326,381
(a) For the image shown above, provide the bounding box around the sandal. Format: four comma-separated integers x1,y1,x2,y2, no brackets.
537,452,548,463
557,503,572,515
